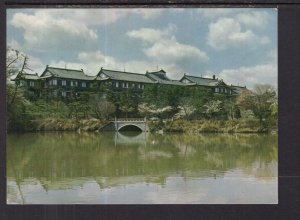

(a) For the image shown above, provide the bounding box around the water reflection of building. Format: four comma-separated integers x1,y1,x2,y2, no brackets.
7,133,278,203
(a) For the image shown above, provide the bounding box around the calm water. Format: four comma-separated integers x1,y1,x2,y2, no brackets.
7,132,278,204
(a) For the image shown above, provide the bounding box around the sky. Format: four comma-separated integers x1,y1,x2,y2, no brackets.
7,8,277,88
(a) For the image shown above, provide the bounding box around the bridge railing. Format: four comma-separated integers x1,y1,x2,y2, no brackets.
115,118,146,122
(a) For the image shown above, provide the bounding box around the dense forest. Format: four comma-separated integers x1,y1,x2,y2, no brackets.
6,47,278,133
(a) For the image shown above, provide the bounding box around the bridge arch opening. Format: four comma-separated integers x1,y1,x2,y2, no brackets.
118,124,143,132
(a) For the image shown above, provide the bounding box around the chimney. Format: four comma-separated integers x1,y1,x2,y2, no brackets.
213,75,216,79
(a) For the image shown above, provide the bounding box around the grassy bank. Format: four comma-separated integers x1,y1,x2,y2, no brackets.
148,119,277,134
25,118,109,132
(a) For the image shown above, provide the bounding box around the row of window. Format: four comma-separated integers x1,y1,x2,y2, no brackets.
215,87,232,94
48,79,87,88
60,91,79,97
114,81,144,89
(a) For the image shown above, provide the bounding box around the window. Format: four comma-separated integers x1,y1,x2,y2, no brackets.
125,83,129,88
215,87,218,93
62,91,66,97
71,81,77,87
52,79,57,86
82,82,86,88
29,81,35,87
116,82,119,88
141,84,144,89
132,83,135,88
230,90,232,95
62,80,67,86
225,88,227,93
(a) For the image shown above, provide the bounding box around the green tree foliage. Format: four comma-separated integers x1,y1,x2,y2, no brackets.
7,85,30,131
233,105,241,119
237,84,277,123
88,94,116,119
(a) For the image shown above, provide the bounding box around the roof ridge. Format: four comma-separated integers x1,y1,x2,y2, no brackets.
47,66,84,72
102,68,145,76
185,74,216,80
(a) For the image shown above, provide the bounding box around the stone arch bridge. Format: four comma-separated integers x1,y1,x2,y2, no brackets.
100,118,148,132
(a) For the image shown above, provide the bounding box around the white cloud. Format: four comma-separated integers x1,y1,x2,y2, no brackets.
27,56,45,74
196,8,271,28
127,28,172,44
215,48,277,89
127,26,209,63
11,10,98,52
207,17,270,50
7,39,21,51
9,8,166,53
50,49,185,79
236,11,270,28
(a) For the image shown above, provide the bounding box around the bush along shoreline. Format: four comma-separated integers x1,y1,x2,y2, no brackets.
9,118,277,134
148,119,277,134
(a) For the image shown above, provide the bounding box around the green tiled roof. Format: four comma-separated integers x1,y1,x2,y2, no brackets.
96,68,155,84
181,75,220,86
230,85,247,95
21,73,40,80
11,72,40,81
41,66,94,81
146,73,188,86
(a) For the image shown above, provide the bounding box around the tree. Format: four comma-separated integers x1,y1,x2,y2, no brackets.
174,97,196,120
89,95,116,119
138,103,172,118
7,84,30,131
203,100,222,119
6,47,31,105
233,105,241,119
237,84,276,123
119,105,134,119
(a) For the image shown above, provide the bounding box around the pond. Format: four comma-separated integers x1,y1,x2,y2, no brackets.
7,132,278,204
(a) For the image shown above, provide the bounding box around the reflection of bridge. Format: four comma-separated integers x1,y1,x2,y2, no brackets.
100,118,149,132
115,132,148,145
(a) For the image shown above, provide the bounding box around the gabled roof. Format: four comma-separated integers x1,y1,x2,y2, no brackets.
146,72,189,86
11,72,40,81
40,66,94,81
146,69,170,80
21,73,40,80
180,75,224,87
230,85,248,95
96,68,155,84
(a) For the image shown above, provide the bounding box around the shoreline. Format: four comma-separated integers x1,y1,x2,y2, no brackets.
8,118,278,134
